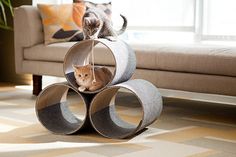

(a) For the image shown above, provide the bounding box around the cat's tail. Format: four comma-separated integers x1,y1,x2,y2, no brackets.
101,67,112,82
116,14,127,35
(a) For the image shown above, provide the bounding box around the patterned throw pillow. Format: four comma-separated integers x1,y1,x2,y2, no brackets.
38,3,86,44
75,0,112,19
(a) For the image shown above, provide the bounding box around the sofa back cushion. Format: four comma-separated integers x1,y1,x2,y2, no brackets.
38,3,86,45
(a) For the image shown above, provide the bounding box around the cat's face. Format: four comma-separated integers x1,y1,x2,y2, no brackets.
73,64,93,85
83,17,100,37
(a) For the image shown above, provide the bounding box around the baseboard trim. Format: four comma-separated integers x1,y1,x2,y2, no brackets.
160,88,236,105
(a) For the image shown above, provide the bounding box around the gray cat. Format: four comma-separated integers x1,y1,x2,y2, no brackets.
82,7,127,40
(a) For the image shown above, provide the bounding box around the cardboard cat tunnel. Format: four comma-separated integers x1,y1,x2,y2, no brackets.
89,79,163,139
63,38,136,94
36,39,163,138
35,83,93,134
35,79,163,138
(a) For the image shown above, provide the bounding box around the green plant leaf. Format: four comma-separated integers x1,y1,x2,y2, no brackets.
0,12,4,23
0,1,7,26
2,0,13,16
1,0,11,8
0,0,13,30
0,23,12,30
0,18,2,23
8,0,13,16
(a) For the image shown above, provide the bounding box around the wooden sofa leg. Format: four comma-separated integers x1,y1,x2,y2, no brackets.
33,75,42,96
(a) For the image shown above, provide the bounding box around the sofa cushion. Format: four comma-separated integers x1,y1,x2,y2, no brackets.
24,43,236,77
24,42,77,62
133,43,236,77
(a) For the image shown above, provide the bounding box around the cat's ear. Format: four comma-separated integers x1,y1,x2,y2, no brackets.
85,64,92,68
72,64,78,70
84,18,90,26
85,64,93,70
95,19,100,27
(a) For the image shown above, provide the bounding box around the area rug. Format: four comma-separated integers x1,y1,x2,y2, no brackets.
0,84,236,157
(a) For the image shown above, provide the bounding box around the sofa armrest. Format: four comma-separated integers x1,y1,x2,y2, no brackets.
14,5,44,74
14,5,43,46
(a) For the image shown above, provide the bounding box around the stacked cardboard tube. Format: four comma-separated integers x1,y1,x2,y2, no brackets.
36,39,163,139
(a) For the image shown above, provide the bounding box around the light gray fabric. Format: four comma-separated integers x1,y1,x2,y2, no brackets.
22,60,64,77
24,42,236,77
132,43,236,77
132,68,236,96
14,6,43,47
87,43,236,77
21,59,236,96
14,6,44,74
24,42,77,62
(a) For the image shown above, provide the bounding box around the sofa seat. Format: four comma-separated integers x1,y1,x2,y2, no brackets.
24,42,77,62
24,42,236,77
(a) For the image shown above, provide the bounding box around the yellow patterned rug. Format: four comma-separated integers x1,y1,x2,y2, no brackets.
0,84,236,157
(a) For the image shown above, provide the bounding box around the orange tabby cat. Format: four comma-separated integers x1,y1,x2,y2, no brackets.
73,64,112,92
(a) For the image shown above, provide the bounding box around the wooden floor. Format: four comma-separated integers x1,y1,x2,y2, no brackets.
0,83,236,157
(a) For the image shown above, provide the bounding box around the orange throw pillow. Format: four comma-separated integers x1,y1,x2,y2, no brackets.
38,3,86,44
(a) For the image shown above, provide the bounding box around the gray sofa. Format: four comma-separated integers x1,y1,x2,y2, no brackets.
14,6,236,96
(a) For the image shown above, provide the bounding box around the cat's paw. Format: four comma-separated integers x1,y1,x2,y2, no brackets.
106,36,117,42
88,86,100,91
89,83,103,91
92,80,97,84
78,86,86,92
